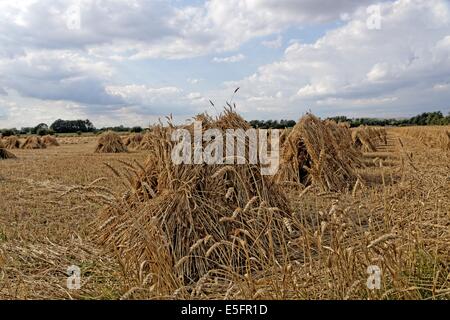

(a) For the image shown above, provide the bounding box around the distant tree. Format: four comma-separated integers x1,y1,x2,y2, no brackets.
33,123,50,136
249,120,261,128
130,126,143,133
248,119,296,129
325,111,450,127
19,127,33,135
1,128,17,137
35,123,48,130
287,120,296,127
327,116,349,123
50,119,96,133
279,119,296,128
85,119,95,131
39,128,54,136
444,112,450,125
100,125,131,132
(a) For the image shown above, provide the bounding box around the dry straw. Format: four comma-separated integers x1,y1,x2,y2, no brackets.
2,136,21,149
276,114,362,192
94,107,292,292
123,133,143,150
352,126,387,152
21,136,47,149
138,130,162,151
42,135,60,147
399,126,450,151
0,140,16,159
95,131,128,153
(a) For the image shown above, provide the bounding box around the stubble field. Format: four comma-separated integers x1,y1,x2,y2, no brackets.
0,124,449,300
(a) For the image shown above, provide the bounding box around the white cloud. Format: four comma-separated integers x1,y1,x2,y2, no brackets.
297,80,336,97
105,85,207,115
262,35,283,49
105,85,184,108
212,54,246,63
226,0,450,118
0,50,120,105
0,91,88,128
433,82,450,91
1,0,449,127
367,63,389,82
187,92,203,100
106,85,182,101
0,0,376,60
187,78,202,84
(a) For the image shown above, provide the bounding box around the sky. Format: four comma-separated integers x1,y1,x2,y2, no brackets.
0,0,449,128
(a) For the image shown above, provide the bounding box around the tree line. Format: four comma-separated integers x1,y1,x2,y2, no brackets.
248,119,296,129
1,111,449,136
327,111,450,127
249,111,450,129
0,119,144,137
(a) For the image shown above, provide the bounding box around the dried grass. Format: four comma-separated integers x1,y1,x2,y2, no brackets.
95,131,128,153
0,139,14,159
123,133,143,150
42,135,60,147
395,126,450,151
2,136,21,149
93,108,291,291
276,114,361,192
0,147,16,159
1,118,448,300
21,136,47,149
352,126,387,152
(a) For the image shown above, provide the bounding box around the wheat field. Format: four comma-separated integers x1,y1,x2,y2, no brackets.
0,119,449,300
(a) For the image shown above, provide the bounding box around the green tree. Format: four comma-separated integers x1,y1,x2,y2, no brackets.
50,119,96,133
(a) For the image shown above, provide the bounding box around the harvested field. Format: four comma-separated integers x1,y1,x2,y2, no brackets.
0,123,449,300
95,131,128,153
1,0,449,304
122,133,143,150
42,135,60,147
0,148,16,160
95,110,290,292
21,136,46,150
2,136,21,149
392,126,450,151
352,126,387,152
276,114,362,192
137,132,155,151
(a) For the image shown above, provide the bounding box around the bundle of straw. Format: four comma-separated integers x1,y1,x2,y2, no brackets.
21,136,46,149
94,108,291,290
95,131,128,153
3,136,21,149
42,135,60,147
277,114,361,192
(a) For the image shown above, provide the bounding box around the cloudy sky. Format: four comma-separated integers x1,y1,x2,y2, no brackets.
0,0,449,128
